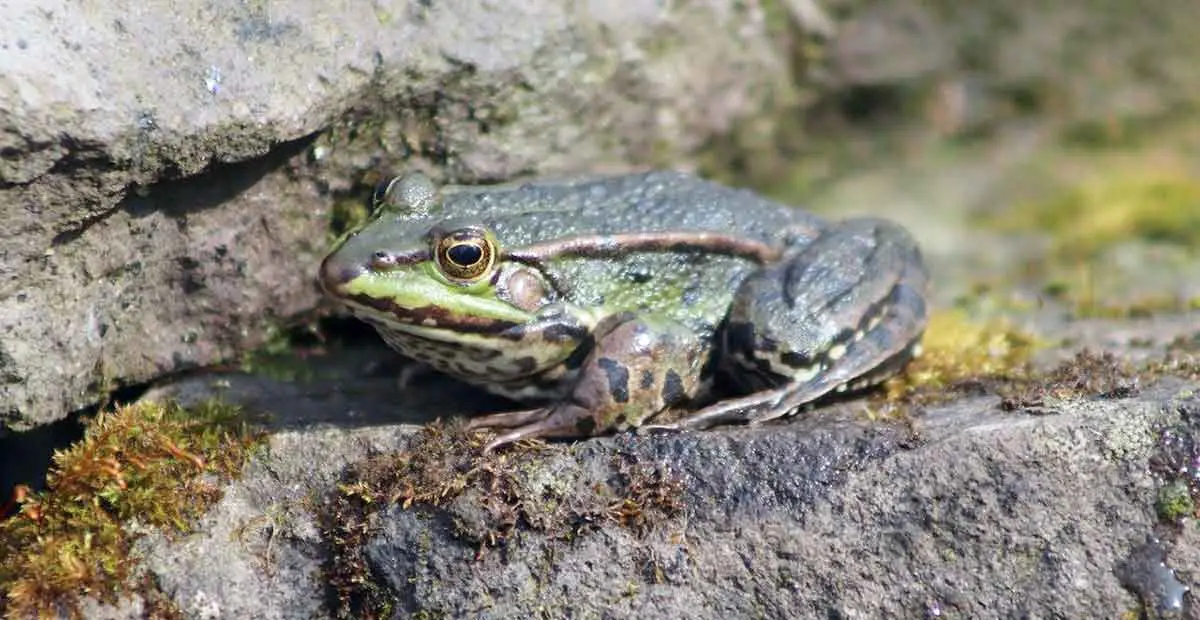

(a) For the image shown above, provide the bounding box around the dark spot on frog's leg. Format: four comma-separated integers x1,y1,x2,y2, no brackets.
662,370,686,406
563,341,591,370
728,320,777,359
597,357,631,403
726,322,755,351
780,351,812,369
543,323,588,343
640,369,656,390
575,417,597,435
513,356,538,374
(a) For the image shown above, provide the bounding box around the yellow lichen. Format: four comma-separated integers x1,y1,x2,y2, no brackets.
883,309,1039,404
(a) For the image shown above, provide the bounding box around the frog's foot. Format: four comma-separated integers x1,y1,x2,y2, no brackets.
660,334,921,432
644,389,789,431
635,423,686,435
465,407,549,430
467,403,594,453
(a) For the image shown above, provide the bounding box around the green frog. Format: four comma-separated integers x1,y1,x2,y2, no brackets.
319,171,929,450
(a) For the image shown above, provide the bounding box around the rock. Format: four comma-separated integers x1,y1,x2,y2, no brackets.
73,341,1199,618
359,389,1193,618
0,0,791,428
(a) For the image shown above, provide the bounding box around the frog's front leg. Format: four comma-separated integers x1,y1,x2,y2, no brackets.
467,314,705,451
663,217,929,431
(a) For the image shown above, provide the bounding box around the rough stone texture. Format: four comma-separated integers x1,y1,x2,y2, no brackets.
0,0,790,428
367,395,1176,618
74,324,1199,618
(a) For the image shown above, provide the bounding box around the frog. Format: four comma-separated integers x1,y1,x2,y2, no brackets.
319,170,929,451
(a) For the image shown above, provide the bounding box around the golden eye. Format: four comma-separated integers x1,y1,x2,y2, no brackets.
435,229,495,281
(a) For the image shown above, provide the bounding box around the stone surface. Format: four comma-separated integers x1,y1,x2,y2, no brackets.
365,393,1181,618
74,325,1200,618
0,0,790,428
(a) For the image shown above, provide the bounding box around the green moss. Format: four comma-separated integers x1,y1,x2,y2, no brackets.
1059,108,1200,150
1071,293,1200,320
0,400,264,617
1143,335,1200,383
759,0,796,43
328,194,374,243
238,321,333,383
970,157,1200,319
999,349,1139,412
1156,480,1195,523
985,171,1200,260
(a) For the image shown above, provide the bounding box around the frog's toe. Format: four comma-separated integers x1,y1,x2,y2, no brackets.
466,407,549,431
473,402,600,452
635,423,687,435
480,419,581,453
481,428,533,454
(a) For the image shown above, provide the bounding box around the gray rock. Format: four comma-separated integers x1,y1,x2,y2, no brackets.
0,0,790,428
78,323,1197,618
360,388,1193,618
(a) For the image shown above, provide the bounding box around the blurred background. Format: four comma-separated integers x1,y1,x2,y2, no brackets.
714,0,1199,322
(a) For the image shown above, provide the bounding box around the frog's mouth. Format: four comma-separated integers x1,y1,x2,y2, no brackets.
320,252,535,335
339,292,525,335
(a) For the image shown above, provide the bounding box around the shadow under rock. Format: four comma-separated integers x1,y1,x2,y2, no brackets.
141,341,512,433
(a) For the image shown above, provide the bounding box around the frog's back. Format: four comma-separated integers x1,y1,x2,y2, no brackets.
440,172,825,339
440,171,823,246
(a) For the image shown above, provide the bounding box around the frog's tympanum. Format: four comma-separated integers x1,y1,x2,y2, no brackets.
320,171,928,450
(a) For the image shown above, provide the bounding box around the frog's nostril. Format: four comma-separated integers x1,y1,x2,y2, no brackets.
369,250,395,269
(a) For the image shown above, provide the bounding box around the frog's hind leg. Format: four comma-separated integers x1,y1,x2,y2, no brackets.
662,217,929,431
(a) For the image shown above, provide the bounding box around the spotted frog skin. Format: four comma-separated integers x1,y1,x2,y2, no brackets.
319,171,929,450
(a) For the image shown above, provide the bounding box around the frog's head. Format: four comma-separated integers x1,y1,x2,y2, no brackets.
319,172,593,357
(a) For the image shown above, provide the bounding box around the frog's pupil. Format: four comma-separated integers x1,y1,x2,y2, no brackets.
448,243,483,266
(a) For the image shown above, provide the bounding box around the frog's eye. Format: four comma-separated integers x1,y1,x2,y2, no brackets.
435,228,496,281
